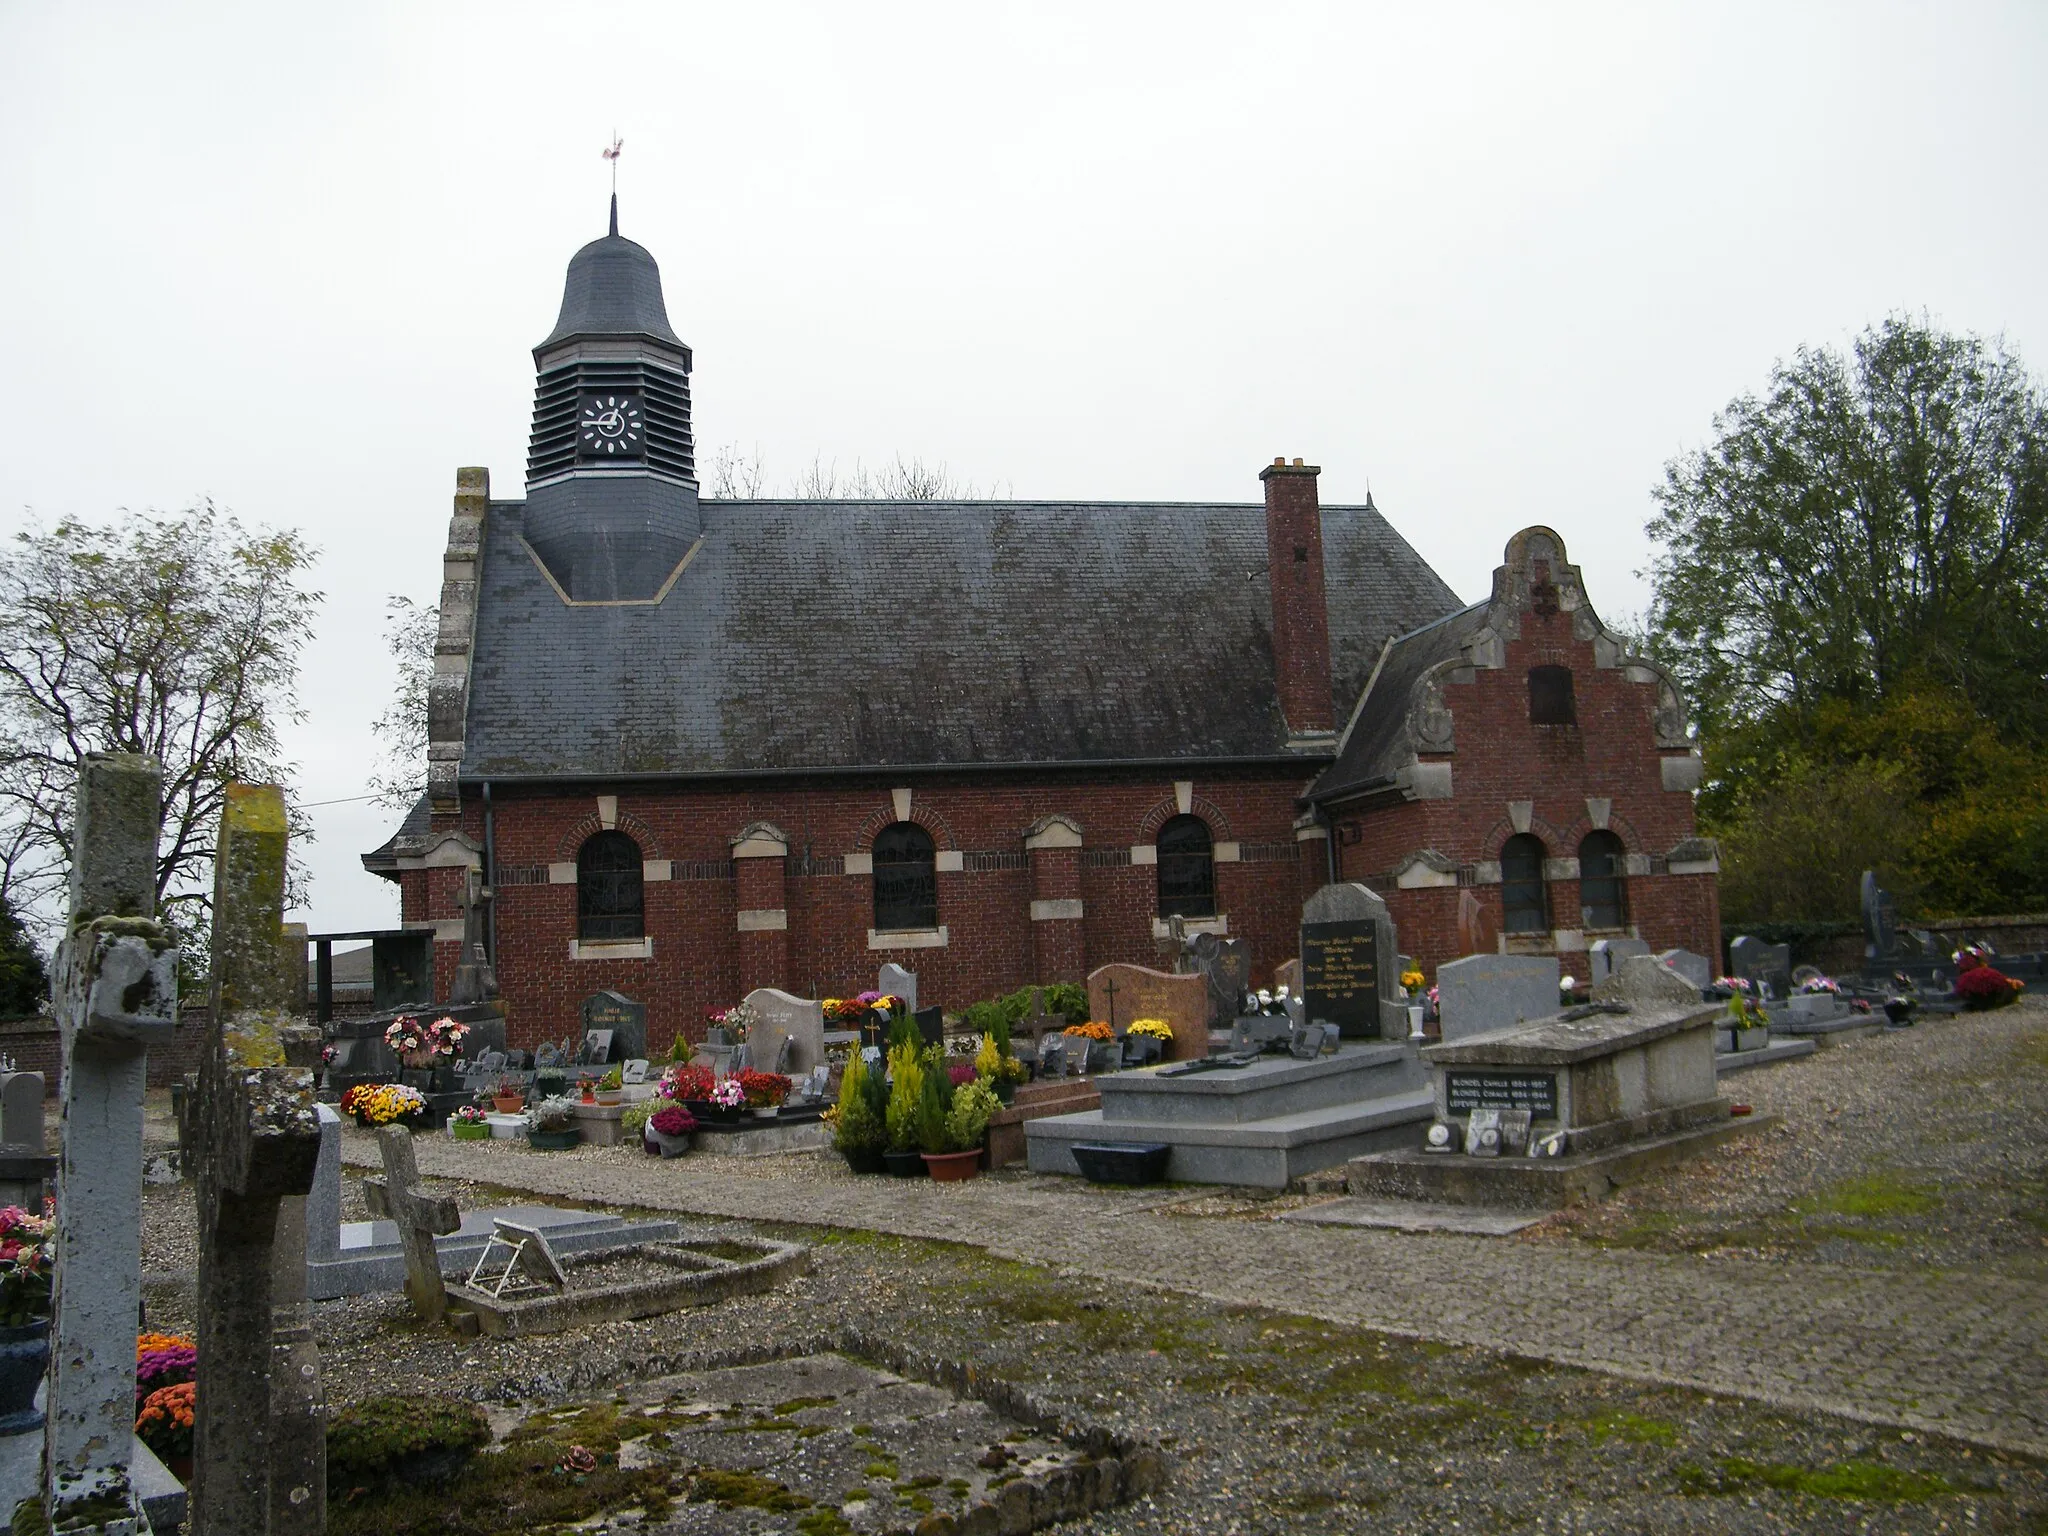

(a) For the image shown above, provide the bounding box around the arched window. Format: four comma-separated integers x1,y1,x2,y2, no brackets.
1529,665,1576,725
1500,833,1550,935
1156,815,1216,919
577,830,644,941
873,822,938,931
1579,830,1629,931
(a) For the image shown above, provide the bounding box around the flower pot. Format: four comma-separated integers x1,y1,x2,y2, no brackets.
882,1148,927,1178
595,1089,623,1106
0,1320,50,1433
527,1129,581,1151
651,1129,692,1159
749,1105,780,1120
492,1095,524,1114
922,1148,981,1182
1734,1026,1770,1053
841,1146,887,1175
642,1130,663,1156
166,1453,194,1484
993,1080,1016,1106
450,1122,490,1142
687,1099,741,1125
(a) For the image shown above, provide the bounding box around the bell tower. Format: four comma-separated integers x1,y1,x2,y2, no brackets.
521,196,701,601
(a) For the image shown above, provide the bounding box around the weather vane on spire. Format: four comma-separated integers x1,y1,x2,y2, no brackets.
603,132,624,235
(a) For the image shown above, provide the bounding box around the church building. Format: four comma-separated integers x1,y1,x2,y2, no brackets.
365,204,1718,1051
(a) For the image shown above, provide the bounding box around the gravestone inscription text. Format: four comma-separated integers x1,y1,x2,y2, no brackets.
1445,1071,1559,1117
1301,918,1380,1037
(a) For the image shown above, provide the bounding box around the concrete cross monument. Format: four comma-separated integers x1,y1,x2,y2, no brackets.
43,754,181,1533
363,1124,461,1322
190,784,326,1536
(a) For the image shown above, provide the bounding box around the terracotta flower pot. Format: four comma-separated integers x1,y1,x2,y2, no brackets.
493,1095,524,1114
922,1148,982,1182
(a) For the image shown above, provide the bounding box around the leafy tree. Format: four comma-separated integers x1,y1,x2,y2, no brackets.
0,505,320,945
1647,319,2048,922
368,595,439,810
1648,317,2048,740
0,893,46,1017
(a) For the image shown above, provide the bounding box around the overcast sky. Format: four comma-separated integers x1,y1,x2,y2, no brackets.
2,2,2043,936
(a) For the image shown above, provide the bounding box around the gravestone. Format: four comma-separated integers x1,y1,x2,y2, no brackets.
364,1124,461,1322
580,991,646,1062
877,963,918,1012
1435,954,1560,1043
1861,871,1900,963
42,754,181,1532
1728,935,1793,997
0,1071,42,1149
190,782,326,1536
1587,937,1652,987
1185,933,1252,1028
742,988,827,1077
1273,958,1301,998
1085,964,1207,1062
1658,949,1714,991
1593,953,1704,1008
914,1005,945,1048
1456,887,1500,958
1300,883,1403,1038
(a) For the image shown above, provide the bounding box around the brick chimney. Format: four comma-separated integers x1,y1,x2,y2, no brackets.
1260,457,1335,737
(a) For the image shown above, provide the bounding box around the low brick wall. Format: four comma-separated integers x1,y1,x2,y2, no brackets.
0,1006,213,1092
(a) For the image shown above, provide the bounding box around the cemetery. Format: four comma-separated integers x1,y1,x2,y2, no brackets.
0,730,2041,1535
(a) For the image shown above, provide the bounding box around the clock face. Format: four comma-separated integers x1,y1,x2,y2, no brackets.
578,393,645,458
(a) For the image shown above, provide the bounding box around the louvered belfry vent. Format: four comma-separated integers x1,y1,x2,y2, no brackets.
528,357,694,484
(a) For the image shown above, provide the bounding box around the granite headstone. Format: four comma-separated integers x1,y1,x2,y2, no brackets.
743,987,827,1076
1435,954,1560,1043
1300,882,1403,1038
878,963,918,1012
580,991,646,1062
1587,936,1652,987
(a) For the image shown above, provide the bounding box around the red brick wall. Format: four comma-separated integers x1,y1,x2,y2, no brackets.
405,770,1319,1052
1332,599,1719,978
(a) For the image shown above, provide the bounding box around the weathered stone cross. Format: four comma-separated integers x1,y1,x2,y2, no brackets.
363,1124,461,1322
45,753,180,1533
190,784,326,1536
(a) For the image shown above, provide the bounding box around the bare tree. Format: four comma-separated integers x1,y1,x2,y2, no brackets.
705,441,766,499
0,505,320,944
368,595,439,810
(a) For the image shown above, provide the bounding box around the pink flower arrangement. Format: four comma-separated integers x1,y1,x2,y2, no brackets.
135,1332,196,1401
649,1105,696,1138
452,1104,489,1125
947,1062,978,1088
710,1078,745,1109
1712,976,1753,995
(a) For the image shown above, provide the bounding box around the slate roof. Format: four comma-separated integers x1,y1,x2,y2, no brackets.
537,232,683,350
359,791,432,873
459,497,1464,781
1309,600,1491,803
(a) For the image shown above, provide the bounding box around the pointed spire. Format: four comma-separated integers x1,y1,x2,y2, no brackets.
609,192,618,238
1364,482,1379,514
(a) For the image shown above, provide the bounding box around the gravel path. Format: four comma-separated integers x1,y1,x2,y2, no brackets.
333,1003,2048,1461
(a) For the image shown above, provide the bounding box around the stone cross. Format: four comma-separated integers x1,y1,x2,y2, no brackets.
364,1123,461,1321
45,754,180,1533
190,784,326,1536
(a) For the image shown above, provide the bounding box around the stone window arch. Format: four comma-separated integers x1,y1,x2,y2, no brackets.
1156,815,1216,919
873,822,938,931
577,830,644,941
1578,830,1629,931
1500,833,1550,935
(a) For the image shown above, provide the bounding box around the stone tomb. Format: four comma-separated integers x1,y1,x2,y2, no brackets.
1347,955,1758,1207
1026,1041,1432,1189
1300,883,1405,1038
304,1106,679,1299
1435,954,1559,1043
1085,964,1208,1062
744,987,827,1076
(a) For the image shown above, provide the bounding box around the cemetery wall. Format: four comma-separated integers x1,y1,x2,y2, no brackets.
410,767,1317,1050
0,1004,209,1092
1330,595,1719,976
